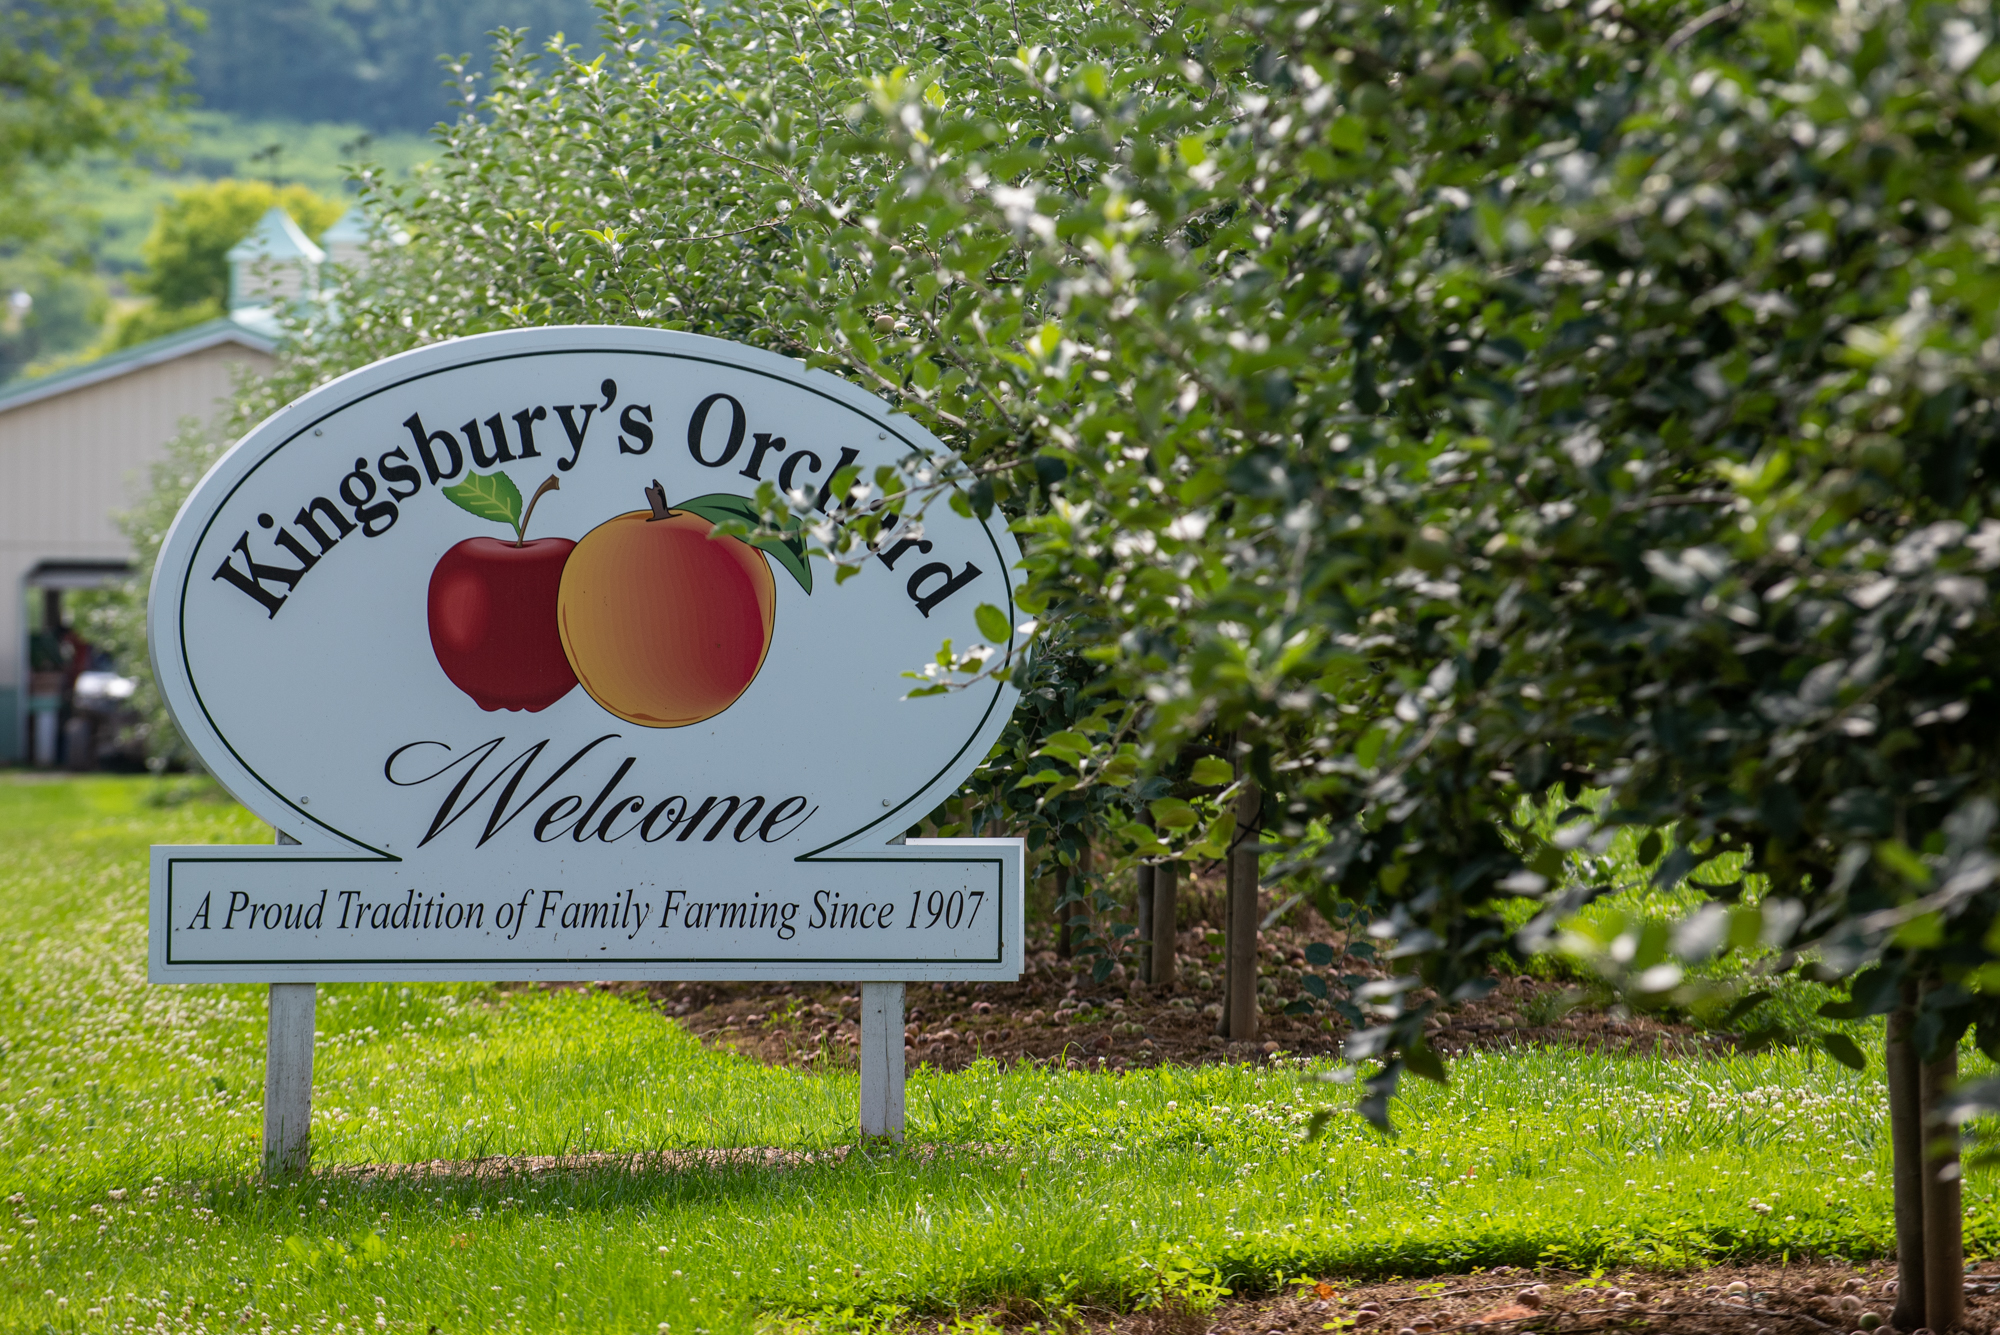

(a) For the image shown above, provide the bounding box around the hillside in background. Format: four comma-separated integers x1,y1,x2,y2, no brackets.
75,111,435,276
178,0,609,132
0,112,432,387
3,2,615,385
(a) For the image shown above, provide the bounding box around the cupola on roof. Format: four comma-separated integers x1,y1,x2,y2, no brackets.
226,207,324,312
319,206,373,269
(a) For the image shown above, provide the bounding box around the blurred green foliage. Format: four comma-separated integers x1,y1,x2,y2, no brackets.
0,0,197,248
0,257,107,383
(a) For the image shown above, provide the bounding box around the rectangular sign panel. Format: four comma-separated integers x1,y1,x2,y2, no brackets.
149,838,1022,982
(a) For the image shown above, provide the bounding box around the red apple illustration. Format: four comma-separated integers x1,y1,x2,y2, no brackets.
557,481,812,728
428,472,577,711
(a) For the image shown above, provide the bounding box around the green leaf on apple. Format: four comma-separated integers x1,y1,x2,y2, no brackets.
442,470,525,537
676,492,814,595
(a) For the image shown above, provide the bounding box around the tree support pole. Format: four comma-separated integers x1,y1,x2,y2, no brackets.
1074,842,1093,961
1049,869,1072,959
1151,861,1179,991
1887,997,1928,1331
1057,845,1092,959
1135,863,1155,986
1920,1025,1963,1332
859,981,905,1141
1225,767,1261,1044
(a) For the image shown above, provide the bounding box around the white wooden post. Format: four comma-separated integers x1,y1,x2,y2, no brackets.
263,982,315,1175
264,829,314,1177
859,981,905,1141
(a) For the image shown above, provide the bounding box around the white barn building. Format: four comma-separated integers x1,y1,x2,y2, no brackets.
0,205,365,765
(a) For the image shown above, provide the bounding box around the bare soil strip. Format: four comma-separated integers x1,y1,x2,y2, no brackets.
571,897,1720,1077
1076,1263,1982,1335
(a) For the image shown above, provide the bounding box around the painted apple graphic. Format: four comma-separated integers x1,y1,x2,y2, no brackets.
428,471,577,712
557,481,812,728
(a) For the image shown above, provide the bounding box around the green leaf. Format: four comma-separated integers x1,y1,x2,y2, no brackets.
1636,831,1663,866
1527,841,1565,881
1149,796,1200,830
441,470,524,535
1033,777,1083,803
1727,906,1765,951
1097,755,1138,786
1717,988,1773,1027
1035,730,1093,763
1823,1032,1867,1071
975,602,1011,643
1875,839,1931,887
1403,1040,1448,1085
1189,756,1234,786
675,492,813,595
1354,725,1390,770
1894,912,1945,949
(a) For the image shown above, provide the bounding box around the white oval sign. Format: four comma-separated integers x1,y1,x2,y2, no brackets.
148,327,1024,982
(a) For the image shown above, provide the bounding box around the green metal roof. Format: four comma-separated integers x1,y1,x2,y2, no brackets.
0,205,398,418
320,205,373,248
226,206,325,265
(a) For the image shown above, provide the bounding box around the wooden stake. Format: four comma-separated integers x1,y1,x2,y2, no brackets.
1888,997,1927,1331
1151,861,1179,990
1135,863,1155,986
1225,764,1261,1044
859,981,905,1141
1054,867,1073,959
1920,1024,1964,1332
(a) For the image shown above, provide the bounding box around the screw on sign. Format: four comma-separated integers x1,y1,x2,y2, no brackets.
149,326,1026,1172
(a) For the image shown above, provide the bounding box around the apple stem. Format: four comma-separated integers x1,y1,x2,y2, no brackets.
517,475,561,545
644,479,677,522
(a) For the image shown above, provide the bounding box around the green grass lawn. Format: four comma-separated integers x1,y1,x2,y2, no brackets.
0,776,1978,1333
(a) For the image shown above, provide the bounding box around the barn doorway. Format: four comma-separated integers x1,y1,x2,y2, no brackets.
20,561,135,770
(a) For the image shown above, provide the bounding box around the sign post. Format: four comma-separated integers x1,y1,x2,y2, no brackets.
858,982,906,1139
148,326,1024,1167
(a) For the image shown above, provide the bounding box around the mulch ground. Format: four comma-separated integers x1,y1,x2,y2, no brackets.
560,879,1722,1073
1056,1262,1990,1335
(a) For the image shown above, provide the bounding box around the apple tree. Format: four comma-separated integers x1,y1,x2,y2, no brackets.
796,0,2000,1320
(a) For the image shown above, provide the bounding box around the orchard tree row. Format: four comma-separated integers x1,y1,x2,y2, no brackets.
104,0,2000,1323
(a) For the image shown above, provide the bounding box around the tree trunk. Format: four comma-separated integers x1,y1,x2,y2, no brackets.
1224,766,1261,1043
1887,997,1928,1332
1135,863,1155,986
1920,1019,1964,1332
1151,861,1179,990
